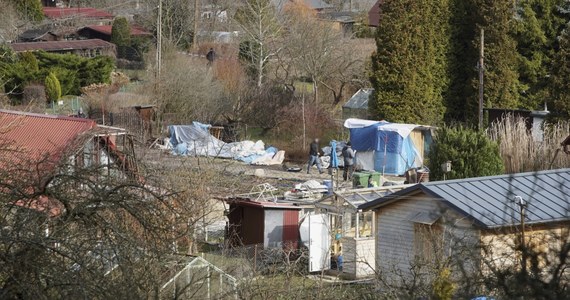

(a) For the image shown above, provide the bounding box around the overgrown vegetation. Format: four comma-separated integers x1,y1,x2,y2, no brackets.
0,48,113,103
488,115,570,173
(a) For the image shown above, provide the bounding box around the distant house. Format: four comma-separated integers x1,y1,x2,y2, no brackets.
78,25,152,42
359,169,570,283
317,11,357,37
273,0,334,12
43,7,114,24
342,88,373,120
11,39,116,58
368,0,382,27
17,29,60,42
0,109,138,215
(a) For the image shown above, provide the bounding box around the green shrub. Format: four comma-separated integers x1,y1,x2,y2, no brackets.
428,126,504,180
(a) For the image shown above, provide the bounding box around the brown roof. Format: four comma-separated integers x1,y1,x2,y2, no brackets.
368,0,383,27
11,39,115,52
0,110,96,163
84,25,152,37
43,7,114,19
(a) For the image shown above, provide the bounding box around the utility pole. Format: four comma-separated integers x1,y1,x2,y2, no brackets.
193,0,200,50
478,28,485,130
156,0,162,78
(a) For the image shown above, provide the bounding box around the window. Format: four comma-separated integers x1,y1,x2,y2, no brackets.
413,221,444,263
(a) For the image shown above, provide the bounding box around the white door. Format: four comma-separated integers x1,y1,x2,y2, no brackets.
300,213,331,272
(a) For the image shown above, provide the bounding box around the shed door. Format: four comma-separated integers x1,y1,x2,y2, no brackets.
300,213,331,272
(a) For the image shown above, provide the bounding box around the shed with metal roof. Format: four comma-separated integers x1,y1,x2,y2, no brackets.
358,169,570,284
342,88,373,120
224,198,301,250
360,169,570,228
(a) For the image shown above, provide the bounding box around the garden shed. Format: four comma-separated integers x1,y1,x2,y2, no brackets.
224,198,301,250
342,88,373,120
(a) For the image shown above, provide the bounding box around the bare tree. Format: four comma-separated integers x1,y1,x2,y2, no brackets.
0,127,219,298
233,0,284,88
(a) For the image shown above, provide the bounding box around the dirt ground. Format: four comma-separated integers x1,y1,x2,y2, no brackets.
137,148,404,197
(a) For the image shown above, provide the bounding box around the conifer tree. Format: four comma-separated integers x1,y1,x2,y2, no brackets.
45,72,61,102
111,17,131,59
472,0,520,110
550,22,570,118
514,0,568,110
369,0,449,125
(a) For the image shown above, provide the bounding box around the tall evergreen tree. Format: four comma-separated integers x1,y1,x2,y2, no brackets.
369,0,450,125
472,0,520,110
550,22,570,118
445,0,479,123
514,0,568,110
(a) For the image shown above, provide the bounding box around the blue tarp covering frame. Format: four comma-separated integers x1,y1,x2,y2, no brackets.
349,122,421,175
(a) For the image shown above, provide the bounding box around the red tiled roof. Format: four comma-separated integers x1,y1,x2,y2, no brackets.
43,7,114,19
11,39,115,52
0,110,96,163
85,25,152,36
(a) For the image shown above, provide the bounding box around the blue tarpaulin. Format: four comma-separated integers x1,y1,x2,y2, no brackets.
344,119,423,175
329,140,339,169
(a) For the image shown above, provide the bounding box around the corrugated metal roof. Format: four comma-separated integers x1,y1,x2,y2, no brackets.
225,198,302,210
84,25,152,36
11,39,114,52
360,169,570,228
0,110,96,162
343,88,373,110
43,7,113,19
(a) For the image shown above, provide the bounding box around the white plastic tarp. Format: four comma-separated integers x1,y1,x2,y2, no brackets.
300,213,331,272
344,118,417,138
168,123,284,165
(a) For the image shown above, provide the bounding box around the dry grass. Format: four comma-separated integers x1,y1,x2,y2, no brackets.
488,115,570,173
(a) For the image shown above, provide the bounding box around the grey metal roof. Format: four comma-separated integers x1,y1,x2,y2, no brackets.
343,88,373,110
360,169,570,228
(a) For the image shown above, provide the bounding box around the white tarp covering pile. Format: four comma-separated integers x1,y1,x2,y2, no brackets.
168,123,285,165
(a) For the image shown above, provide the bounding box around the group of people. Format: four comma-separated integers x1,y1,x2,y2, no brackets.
306,138,355,181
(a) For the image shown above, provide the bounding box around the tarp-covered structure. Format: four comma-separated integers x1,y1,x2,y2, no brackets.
344,118,432,175
168,122,285,165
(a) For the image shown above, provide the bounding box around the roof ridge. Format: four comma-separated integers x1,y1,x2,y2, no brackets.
424,168,570,186
0,109,96,125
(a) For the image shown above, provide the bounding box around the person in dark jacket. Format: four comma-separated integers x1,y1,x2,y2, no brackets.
307,138,323,174
342,142,355,181
206,48,215,65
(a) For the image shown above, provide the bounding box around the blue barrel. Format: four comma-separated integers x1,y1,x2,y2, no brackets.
323,180,333,195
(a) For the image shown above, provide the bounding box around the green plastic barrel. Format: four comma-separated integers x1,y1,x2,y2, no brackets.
353,172,370,188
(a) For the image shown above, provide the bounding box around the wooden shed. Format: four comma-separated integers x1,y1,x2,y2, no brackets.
225,198,301,250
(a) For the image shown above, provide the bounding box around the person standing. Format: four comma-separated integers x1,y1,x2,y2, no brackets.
206,48,216,66
307,138,323,174
342,142,355,181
